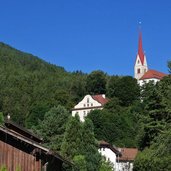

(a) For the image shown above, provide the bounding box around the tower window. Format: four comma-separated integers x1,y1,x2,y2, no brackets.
137,68,140,74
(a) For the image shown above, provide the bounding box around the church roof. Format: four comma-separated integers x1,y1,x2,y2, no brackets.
92,94,109,105
140,69,167,80
137,32,145,65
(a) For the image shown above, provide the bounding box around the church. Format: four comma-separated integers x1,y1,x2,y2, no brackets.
134,31,167,85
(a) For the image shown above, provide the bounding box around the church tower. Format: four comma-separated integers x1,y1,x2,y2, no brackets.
134,32,148,80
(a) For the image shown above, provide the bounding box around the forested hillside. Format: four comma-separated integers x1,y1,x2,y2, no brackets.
0,42,87,126
0,42,171,170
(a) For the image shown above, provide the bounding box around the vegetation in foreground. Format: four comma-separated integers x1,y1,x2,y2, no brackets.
0,42,171,170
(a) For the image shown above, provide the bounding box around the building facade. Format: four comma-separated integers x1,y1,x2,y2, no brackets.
72,94,108,122
99,141,121,171
117,148,138,171
99,141,138,171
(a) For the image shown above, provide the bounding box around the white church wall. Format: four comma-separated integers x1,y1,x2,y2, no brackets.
134,55,148,80
138,78,159,86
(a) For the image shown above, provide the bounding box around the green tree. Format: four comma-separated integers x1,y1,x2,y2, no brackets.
107,76,140,106
99,158,113,171
61,116,102,170
137,79,171,149
73,155,87,171
134,128,171,171
0,112,4,125
88,102,137,147
26,102,49,128
81,118,101,171
86,70,107,95
34,105,70,152
61,115,83,159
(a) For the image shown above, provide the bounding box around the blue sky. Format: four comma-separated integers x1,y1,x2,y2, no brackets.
0,0,171,76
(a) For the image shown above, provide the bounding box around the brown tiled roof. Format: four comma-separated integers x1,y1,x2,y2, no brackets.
92,95,109,105
118,148,138,162
140,69,167,80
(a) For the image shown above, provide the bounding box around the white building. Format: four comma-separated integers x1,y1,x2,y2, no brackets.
72,94,108,122
99,141,138,171
138,69,167,86
134,31,167,85
99,141,121,171
117,148,138,171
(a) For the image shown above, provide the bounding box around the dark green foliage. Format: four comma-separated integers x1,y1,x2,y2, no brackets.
88,99,137,147
61,116,101,171
61,115,83,159
0,42,86,126
107,76,140,106
134,69,171,169
73,155,87,171
70,72,87,102
99,158,113,171
137,77,171,149
0,112,4,125
134,128,171,171
86,70,107,95
1,42,171,170
34,105,70,152
26,102,49,128
81,119,101,171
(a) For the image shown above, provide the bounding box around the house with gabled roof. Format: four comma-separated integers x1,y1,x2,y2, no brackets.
99,141,138,171
117,148,138,171
134,31,167,86
99,140,121,171
72,94,109,122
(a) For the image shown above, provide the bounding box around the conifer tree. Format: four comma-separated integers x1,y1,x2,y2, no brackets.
61,115,83,159
81,118,101,171
0,112,4,125
73,155,87,171
33,105,70,152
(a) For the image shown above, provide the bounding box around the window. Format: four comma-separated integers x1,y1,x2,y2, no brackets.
87,104,89,107
84,104,86,107
87,98,89,103
137,68,140,74
137,60,139,64
83,111,86,116
91,103,93,106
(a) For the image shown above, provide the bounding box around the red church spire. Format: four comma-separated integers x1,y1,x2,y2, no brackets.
138,31,145,65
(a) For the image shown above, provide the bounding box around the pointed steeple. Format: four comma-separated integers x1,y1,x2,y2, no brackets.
134,30,148,80
138,31,145,65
